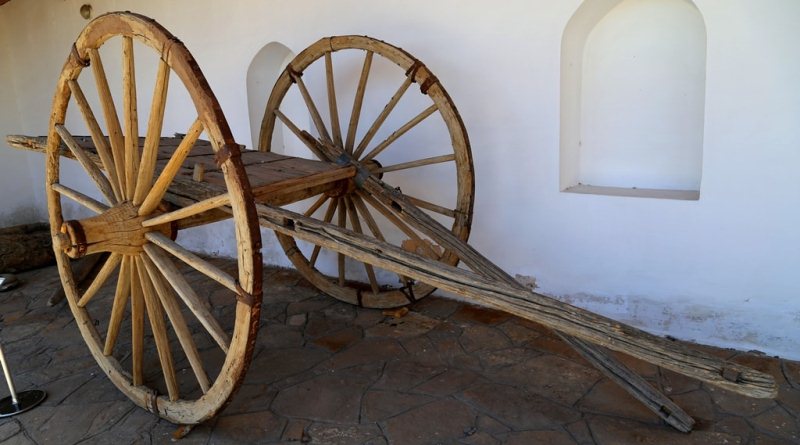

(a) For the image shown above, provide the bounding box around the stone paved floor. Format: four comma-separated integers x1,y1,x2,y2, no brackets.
0,263,798,444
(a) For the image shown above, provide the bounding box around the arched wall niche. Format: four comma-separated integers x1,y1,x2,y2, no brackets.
560,0,706,200
246,42,306,154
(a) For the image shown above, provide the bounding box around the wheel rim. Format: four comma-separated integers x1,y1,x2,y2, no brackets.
45,12,262,424
260,36,474,308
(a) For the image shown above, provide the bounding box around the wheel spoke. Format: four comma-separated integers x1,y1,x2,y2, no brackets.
104,255,131,356
375,153,455,174
54,124,116,204
142,192,230,228
362,104,438,162
130,256,145,385
143,243,231,353
274,110,328,161
77,253,122,307
304,194,329,217
405,194,456,218
51,183,109,214
136,256,179,401
337,197,347,286
139,118,204,216
351,194,385,241
352,194,411,287
345,197,379,294
288,69,331,143
345,51,373,153
352,74,414,159
141,255,211,393
88,48,126,189
145,231,237,293
325,52,343,147
68,80,123,200
357,191,439,258
310,197,338,267
122,36,139,199
134,59,170,205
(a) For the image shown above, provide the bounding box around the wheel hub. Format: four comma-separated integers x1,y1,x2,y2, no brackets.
55,202,172,258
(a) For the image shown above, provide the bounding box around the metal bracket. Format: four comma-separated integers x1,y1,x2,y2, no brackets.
420,75,438,95
405,60,423,81
353,165,372,188
214,143,241,167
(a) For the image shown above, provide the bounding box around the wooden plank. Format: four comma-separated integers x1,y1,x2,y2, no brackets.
7,134,351,211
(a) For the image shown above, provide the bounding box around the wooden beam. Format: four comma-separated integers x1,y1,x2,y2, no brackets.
253,201,777,399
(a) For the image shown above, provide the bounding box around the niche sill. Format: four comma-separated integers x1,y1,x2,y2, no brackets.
564,184,699,201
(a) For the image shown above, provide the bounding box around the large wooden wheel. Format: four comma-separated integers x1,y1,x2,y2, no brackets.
45,13,262,424
260,36,474,308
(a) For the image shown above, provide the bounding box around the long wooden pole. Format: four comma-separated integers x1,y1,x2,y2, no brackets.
253,201,776,400
307,136,706,428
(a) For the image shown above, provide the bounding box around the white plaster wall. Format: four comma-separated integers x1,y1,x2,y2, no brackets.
0,16,45,225
574,0,706,191
0,0,798,358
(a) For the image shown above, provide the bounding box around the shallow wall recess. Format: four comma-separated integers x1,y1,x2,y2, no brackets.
247,42,299,152
560,0,706,200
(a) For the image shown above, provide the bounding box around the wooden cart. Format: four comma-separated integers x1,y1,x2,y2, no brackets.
6,12,777,432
